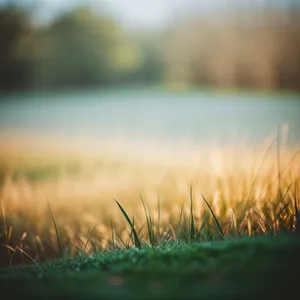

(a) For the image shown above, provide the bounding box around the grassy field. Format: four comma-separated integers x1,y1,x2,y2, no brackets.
0,134,300,298
1,237,300,299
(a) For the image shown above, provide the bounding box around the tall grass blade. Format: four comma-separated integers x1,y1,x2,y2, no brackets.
162,227,172,241
114,199,141,248
201,194,224,237
137,224,145,239
282,182,293,203
243,137,276,216
69,241,84,254
294,186,300,234
110,216,116,250
178,203,185,240
179,204,184,225
127,227,134,248
8,245,38,266
249,204,272,232
189,183,195,240
272,200,291,227
262,199,275,220
140,194,154,245
196,218,206,240
230,209,237,235
0,197,7,236
157,193,161,243
47,200,62,256
76,234,86,248
83,225,96,252
115,232,127,249
169,224,176,240
277,126,282,201
179,224,189,241
250,207,267,234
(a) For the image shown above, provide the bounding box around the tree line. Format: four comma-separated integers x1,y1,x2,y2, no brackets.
0,4,299,92
0,5,163,91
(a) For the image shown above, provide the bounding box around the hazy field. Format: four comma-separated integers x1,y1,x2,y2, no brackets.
0,131,299,266
1,2,300,298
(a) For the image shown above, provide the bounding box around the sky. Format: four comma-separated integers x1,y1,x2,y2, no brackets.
0,0,297,28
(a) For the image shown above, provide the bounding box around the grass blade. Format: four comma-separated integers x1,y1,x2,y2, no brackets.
179,203,184,226
110,216,116,250
262,199,275,220
230,208,237,235
47,200,62,256
169,224,176,240
294,186,300,234
83,225,96,252
76,234,86,248
115,232,127,249
272,200,292,227
114,199,141,248
243,137,276,217
0,197,7,237
201,194,224,237
249,205,269,234
190,183,195,240
127,227,135,248
140,194,154,245
69,241,84,254
196,218,206,240
277,126,282,201
282,182,293,203
178,224,189,242
9,245,38,266
157,193,161,243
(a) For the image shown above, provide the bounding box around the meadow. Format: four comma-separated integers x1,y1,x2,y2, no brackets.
0,130,300,299
0,132,299,266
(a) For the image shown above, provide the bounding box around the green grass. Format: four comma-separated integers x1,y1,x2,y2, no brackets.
1,178,299,266
1,136,300,299
2,192,300,299
1,236,300,300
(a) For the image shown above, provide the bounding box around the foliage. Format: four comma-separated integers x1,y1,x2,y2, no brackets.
0,5,33,90
1,3,299,91
0,5,164,91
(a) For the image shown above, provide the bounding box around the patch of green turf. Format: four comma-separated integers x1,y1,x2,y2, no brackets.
1,236,299,300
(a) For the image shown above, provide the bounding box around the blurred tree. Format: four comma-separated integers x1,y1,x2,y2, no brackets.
163,6,300,91
1,2,299,92
34,7,122,88
0,4,165,91
0,5,33,90
131,32,165,84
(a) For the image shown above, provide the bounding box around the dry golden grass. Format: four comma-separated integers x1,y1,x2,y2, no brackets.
0,134,299,265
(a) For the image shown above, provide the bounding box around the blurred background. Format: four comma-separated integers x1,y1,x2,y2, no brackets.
0,0,300,149
0,0,300,151
0,1,300,264
0,0,300,92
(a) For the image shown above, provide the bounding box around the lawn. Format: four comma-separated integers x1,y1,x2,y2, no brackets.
1,236,300,300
